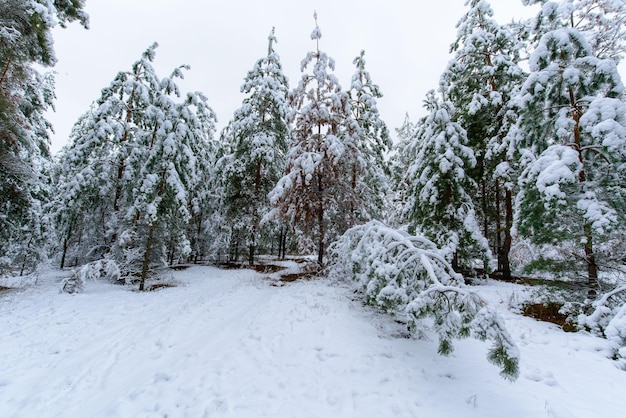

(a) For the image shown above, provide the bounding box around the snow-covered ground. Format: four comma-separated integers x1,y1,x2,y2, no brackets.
1,265,625,418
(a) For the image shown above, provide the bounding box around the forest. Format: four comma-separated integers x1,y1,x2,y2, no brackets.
1,0,626,379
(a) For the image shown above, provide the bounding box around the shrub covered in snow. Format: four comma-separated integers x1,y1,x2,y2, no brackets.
62,259,121,294
327,220,520,380
578,286,626,366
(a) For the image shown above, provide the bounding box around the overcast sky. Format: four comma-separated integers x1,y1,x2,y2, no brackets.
46,0,625,154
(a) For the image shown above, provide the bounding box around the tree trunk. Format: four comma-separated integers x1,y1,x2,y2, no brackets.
139,220,157,291
317,173,325,266
60,237,69,269
501,188,513,281
569,87,597,291
495,179,503,272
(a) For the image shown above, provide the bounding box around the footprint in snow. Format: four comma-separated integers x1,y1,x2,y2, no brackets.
524,368,559,386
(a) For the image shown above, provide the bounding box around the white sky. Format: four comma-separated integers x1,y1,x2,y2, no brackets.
47,0,625,154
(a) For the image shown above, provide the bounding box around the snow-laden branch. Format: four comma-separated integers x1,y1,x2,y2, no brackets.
327,220,520,380
579,286,626,362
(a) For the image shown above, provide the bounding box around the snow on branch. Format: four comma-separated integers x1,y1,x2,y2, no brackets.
327,220,520,380
578,285,626,365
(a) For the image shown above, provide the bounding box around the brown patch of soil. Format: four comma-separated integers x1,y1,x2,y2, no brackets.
280,272,316,282
253,264,287,274
0,286,12,293
523,303,577,332
170,265,190,271
147,283,176,291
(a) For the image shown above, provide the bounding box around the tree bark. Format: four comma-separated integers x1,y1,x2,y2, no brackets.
139,220,157,291
501,189,513,280
569,87,597,290
317,172,325,266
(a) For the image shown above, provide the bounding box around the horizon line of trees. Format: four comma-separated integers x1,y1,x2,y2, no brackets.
2,1,626,296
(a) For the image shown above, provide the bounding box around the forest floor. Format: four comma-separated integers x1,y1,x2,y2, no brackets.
1,261,625,417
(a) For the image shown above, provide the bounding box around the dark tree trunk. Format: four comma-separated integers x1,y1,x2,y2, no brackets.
569,87,598,293
501,189,513,281
139,220,157,291
60,237,69,269
317,173,325,266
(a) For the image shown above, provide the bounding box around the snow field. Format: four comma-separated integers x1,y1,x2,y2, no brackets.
1,266,626,417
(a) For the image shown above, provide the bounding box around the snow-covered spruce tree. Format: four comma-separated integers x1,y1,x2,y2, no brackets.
220,28,291,265
441,0,527,280
348,50,392,222
327,220,519,380
512,25,625,289
268,13,361,265
0,0,88,273
404,91,491,272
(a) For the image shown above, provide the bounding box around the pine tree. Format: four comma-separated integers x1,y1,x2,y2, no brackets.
441,0,527,279
348,50,391,222
52,44,217,287
388,113,416,227
51,44,163,271
268,12,360,265
123,74,217,289
522,0,626,62
221,28,291,265
513,21,625,290
0,0,88,273
404,91,491,271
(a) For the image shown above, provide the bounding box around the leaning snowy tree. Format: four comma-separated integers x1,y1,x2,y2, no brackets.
268,13,361,265
513,25,625,291
220,28,291,265
328,220,520,380
441,0,526,280
0,0,88,273
403,91,491,272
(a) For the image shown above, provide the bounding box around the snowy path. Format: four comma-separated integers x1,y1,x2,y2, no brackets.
1,266,625,417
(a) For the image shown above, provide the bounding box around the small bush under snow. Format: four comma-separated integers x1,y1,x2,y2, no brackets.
61,259,121,294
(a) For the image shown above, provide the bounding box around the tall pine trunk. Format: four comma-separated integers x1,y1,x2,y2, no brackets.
569,87,597,292
317,172,325,266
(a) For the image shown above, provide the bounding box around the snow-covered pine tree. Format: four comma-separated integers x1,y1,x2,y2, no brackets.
51,44,162,271
0,0,88,273
122,68,217,290
522,0,626,62
441,0,527,279
52,44,217,287
348,50,391,222
388,112,416,227
513,20,625,289
268,12,360,265
221,28,291,265
404,91,491,272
